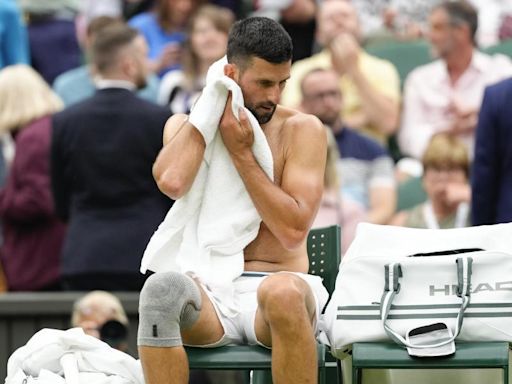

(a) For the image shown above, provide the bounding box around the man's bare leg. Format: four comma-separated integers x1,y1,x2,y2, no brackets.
139,285,225,384
255,273,318,384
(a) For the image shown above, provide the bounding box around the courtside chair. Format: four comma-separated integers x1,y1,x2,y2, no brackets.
351,341,509,384
185,225,342,384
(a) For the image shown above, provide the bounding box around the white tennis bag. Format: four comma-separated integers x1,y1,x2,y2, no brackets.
320,223,512,359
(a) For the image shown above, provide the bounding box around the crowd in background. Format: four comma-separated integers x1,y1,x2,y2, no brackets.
0,0,512,299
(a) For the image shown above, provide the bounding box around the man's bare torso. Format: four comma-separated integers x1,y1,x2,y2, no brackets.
243,105,310,274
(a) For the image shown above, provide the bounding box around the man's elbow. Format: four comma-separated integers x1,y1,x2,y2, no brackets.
280,227,309,250
153,168,187,200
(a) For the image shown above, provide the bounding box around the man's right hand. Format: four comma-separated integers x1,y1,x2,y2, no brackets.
219,93,254,159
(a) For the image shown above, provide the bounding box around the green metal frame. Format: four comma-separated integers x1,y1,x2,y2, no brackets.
185,225,341,383
352,341,509,384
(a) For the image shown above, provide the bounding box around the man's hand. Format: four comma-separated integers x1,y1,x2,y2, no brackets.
150,42,182,73
447,103,478,135
329,33,360,77
445,182,471,206
219,93,254,157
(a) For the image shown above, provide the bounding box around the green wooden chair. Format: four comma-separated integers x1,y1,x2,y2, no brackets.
185,225,341,383
352,341,509,384
366,39,432,88
483,39,512,59
396,176,427,212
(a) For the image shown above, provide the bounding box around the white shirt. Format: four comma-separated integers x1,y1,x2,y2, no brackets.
398,50,512,160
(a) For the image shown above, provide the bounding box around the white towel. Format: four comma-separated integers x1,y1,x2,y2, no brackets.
5,328,144,384
140,57,274,290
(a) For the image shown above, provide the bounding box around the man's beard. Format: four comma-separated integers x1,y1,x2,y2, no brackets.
246,102,276,124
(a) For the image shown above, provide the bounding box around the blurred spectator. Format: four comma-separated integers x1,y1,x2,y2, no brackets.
391,133,471,229
469,0,512,47
75,0,123,45
311,126,365,254
22,0,82,85
399,0,512,161
128,0,205,77
0,65,66,291
72,291,130,352
53,16,160,107
158,4,233,113
51,24,173,291
0,0,29,69
471,78,512,226
250,0,317,62
281,0,400,145
352,0,431,44
300,67,396,225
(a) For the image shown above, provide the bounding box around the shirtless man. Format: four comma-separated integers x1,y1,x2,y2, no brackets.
138,17,327,384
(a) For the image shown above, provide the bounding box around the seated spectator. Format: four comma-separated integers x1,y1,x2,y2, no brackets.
129,0,205,77
158,4,234,113
471,78,512,226
71,290,130,352
22,1,82,85
53,16,160,107
312,126,365,254
352,0,431,45
470,0,510,47
51,24,173,291
398,0,512,161
391,133,471,229
250,0,317,62
0,65,66,291
75,0,123,45
280,0,401,145
300,67,396,225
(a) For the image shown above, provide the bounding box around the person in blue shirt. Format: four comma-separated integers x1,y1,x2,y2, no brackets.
0,0,29,69
128,0,204,77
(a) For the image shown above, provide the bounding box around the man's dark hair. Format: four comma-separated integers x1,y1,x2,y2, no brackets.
227,17,292,68
91,24,139,74
435,1,478,45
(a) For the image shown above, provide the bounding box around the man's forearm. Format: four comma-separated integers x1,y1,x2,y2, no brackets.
231,150,314,249
153,118,205,199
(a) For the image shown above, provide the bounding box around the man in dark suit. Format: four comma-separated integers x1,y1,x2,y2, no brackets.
51,24,173,291
472,77,512,225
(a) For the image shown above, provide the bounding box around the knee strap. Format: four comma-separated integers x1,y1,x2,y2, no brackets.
137,272,202,347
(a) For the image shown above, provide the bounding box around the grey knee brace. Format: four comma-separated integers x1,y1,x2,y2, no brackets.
138,272,202,347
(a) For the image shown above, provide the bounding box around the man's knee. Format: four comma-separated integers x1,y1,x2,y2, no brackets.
258,274,312,323
138,272,202,347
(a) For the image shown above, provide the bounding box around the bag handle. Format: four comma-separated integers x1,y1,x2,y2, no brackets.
379,257,473,349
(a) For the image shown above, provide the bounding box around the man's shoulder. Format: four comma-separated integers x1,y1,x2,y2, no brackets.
486,77,512,98
128,11,155,30
280,107,324,135
53,65,89,87
405,59,443,83
360,50,399,74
